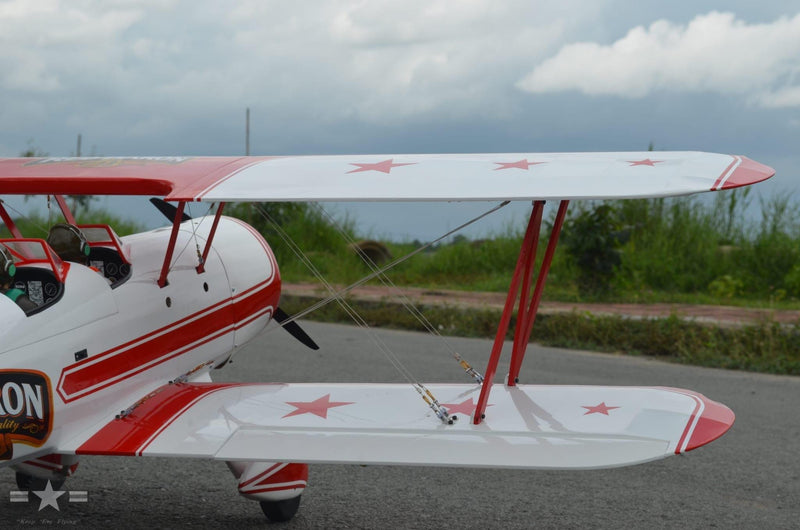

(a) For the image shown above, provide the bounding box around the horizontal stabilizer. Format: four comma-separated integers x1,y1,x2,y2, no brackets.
73,382,733,470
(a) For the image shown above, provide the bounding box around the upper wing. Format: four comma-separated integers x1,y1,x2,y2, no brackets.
68,382,733,470
0,152,773,202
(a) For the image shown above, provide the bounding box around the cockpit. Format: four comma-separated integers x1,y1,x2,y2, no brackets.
1,192,138,316
0,239,67,315
0,224,130,316
76,224,132,286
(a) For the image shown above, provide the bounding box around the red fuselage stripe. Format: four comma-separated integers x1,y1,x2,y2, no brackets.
57,280,279,402
64,327,237,403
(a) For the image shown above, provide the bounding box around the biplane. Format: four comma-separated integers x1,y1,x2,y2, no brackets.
0,153,774,521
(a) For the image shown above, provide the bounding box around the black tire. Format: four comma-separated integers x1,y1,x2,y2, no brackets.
15,472,65,491
259,495,301,522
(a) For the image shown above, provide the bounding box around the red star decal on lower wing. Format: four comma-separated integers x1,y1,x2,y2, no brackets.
494,159,546,171
283,394,355,419
439,398,491,416
582,402,620,415
347,159,416,174
627,158,663,167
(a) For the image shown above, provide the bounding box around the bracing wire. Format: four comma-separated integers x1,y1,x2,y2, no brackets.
260,201,510,421
255,204,425,391
0,199,51,235
279,201,509,330
167,202,215,271
310,202,491,384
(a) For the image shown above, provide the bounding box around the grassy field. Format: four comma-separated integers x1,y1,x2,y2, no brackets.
231,190,800,307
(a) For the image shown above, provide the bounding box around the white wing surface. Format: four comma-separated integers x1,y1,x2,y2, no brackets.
0,152,774,202
192,152,772,202
72,382,733,470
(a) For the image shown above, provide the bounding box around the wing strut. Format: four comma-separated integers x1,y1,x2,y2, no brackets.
53,195,77,225
473,200,569,425
158,201,186,288
196,202,225,274
0,201,23,239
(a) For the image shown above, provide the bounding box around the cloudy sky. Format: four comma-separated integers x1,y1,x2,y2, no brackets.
1,1,799,239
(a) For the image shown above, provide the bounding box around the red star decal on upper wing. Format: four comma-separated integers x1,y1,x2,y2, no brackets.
347,159,416,174
627,158,663,167
439,398,491,416
283,394,355,419
582,402,620,416
494,159,546,171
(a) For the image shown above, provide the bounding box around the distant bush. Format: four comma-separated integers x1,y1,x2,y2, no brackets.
560,203,625,296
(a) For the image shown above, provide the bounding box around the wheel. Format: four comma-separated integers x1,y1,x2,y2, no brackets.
259,495,301,522
15,472,64,491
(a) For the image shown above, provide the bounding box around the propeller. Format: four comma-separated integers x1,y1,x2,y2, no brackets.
274,307,319,350
150,198,192,222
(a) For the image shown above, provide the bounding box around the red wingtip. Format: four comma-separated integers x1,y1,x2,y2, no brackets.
715,156,775,191
683,396,736,453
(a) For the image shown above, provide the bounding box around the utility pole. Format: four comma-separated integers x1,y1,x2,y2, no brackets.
76,133,82,157
245,108,250,156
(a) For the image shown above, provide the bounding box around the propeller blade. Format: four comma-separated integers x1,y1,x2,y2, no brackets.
274,307,320,350
150,198,192,223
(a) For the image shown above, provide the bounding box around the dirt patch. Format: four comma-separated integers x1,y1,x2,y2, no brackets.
282,282,800,327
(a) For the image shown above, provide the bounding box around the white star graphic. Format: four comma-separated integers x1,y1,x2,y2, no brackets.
32,480,65,512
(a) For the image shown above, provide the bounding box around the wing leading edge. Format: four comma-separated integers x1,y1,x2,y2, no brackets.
70,382,733,470
0,152,773,202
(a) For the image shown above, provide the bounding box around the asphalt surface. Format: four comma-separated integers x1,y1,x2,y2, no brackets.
1,321,798,529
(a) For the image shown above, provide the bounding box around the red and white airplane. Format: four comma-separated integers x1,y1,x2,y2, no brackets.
0,153,774,521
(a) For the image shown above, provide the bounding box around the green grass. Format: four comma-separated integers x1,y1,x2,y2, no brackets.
279,295,800,376
259,190,800,310
534,311,800,374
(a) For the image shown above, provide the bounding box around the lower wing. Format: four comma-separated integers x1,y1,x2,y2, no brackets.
69,382,733,470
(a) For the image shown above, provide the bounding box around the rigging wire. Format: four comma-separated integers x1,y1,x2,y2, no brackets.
255,204,425,391
311,202,490,384
167,202,215,272
260,201,510,421
0,199,51,235
279,201,509,332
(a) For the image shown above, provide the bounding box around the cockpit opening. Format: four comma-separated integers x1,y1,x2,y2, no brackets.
0,239,67,316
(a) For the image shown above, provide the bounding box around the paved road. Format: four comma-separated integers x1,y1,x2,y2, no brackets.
2,322,798,528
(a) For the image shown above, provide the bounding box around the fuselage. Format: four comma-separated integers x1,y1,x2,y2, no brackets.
0,216,280,465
